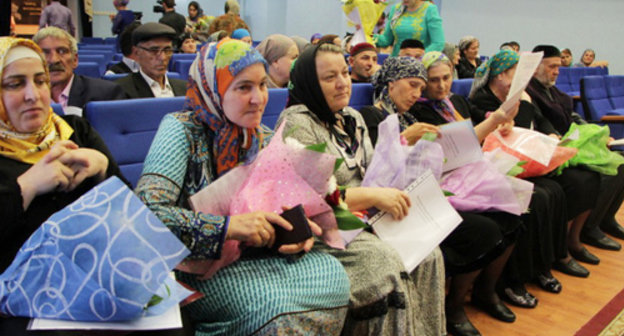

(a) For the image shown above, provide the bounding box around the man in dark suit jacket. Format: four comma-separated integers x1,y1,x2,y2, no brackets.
115,22,187,99
33,27,125,116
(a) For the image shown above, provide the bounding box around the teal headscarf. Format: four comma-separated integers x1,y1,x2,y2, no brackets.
469,49,519,99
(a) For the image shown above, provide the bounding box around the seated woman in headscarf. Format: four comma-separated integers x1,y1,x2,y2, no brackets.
359,55,521,336
276,42,446,336
573,48,609,68
412,51,569,312
185,1,213,42
135,39,350,335
231,28,251,45
470,49,602,279
0,37,127,335
457,35,481,79
256,34,298,89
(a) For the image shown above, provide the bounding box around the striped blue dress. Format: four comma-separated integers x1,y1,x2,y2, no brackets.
136,112,350,335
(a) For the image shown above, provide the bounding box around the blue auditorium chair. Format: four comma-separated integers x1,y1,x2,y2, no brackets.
568,67,583,96
79,37,104,44
78,49,114,63
556,67,572,94
580,76,624,138
51,103,64,115
169,53,197,71
172,59,194,80
451,79,474,98
74,62,101,78
349,83,374,111
84,97,186,188
166,72,185,81
102,73,129,81
264,88,288,129
78,54,106,75
606,75,624,109
377,53,389,65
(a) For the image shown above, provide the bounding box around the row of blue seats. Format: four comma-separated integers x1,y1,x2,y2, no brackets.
581,75,624,123
52,83,374,187
556,66,609,96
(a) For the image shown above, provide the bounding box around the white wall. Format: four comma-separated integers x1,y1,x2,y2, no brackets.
90,0,621,74
441,0,623,75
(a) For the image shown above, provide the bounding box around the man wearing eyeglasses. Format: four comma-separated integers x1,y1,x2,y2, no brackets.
33,27,125,116
115,22,187,99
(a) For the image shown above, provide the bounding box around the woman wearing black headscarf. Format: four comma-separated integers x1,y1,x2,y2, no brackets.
276,42,446,336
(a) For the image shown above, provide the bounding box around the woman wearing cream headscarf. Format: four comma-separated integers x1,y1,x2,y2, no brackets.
255,34,298,88
0,37,125,335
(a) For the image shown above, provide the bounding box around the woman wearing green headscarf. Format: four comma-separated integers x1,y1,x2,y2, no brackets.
471,49,603,283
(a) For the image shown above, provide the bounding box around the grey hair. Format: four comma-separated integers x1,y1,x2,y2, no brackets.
317,43,342,54
33,27,78,55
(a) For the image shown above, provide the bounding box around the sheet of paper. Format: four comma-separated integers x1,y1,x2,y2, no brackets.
64,106,83,117
346,7,367,46
29,300,183,331
609,138,624,146
435,119,483,172
370,170,462,273
500,51,544,113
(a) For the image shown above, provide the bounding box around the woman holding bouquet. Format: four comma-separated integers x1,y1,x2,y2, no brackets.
276,42,446,336
136,39,351,335
0,37,126,334
359,54,522,336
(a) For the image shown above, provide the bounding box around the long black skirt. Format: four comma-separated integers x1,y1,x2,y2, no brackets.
504,177,568,284
441,211,522,276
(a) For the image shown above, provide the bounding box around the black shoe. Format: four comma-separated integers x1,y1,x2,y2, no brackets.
569,246,600,265
552,258,590,278
501,286,538,308
581,233,622,251
536,273,562,293
447,320,481,336
471,296,516,322
601,219,624,240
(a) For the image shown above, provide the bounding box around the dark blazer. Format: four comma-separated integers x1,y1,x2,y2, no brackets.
114,72,187,99
67,74,126,109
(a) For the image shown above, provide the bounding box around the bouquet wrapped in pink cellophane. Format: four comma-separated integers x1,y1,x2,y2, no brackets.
362,114,444,189
440,148,534,216
182,122,345,279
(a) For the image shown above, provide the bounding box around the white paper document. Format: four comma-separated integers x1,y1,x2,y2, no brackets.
436,119,483,172
370,170,462,273
346,7,367,46
500,51,544,113
29,304,183,331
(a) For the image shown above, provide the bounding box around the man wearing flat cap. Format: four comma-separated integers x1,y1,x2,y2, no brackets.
349,42,379,83
115,22,187,99
527,44,624,251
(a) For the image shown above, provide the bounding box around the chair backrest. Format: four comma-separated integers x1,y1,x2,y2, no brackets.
349,83,374,112
79,44,117,51
84,97,186,188
78,49,114,63
605,75,624,109
377,53,389,65
172,59,194,80
168,53,197,71
166,72,185,81
451,78,474,98
555,67,571,93
78,55,106,75
74,62,101,78
264,88,289,129
80,37,104,44
102,73,130,81
581,75,613,120
51,103,64,115
568,67,584,95
112,53,123,62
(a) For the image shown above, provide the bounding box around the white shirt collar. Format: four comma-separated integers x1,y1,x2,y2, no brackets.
139,68,174,98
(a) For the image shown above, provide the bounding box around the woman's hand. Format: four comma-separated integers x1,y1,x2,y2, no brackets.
57,148,109,190
498,120,515,136
373,187,411,220
227,211,293,248
400,122,440,145
278,219,323,255
16,141,79,209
